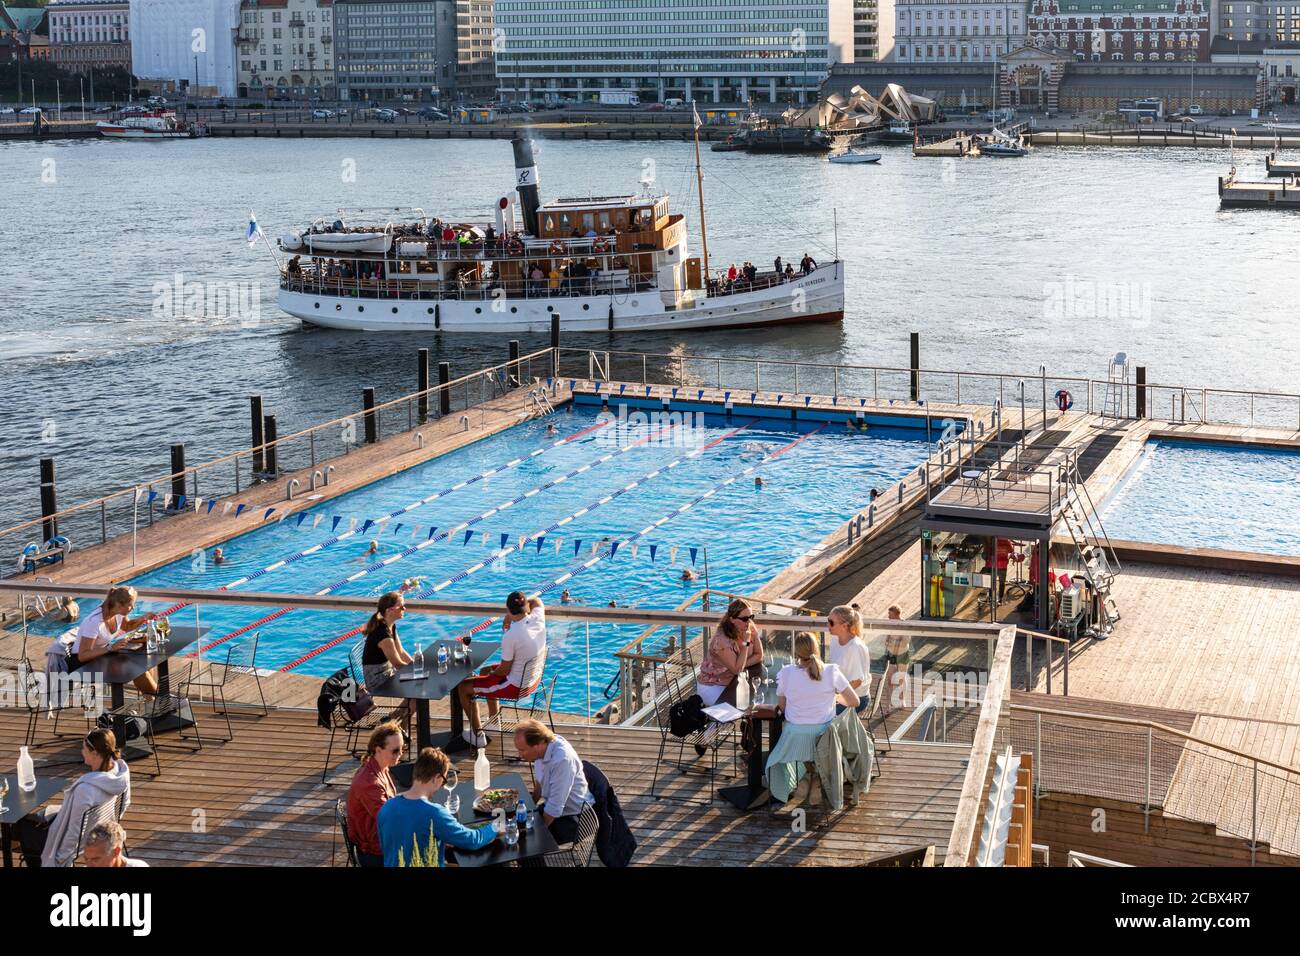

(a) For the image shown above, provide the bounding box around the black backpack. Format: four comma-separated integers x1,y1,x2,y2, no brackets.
668,693,707,738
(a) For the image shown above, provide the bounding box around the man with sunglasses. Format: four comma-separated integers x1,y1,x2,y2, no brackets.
347,721,405,867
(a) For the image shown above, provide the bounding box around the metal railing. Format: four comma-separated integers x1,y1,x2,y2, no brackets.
1011,704,1300,863
0,349,556,568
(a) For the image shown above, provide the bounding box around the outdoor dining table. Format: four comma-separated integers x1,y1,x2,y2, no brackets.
718,680,784,813
369,640,500,754
436,772,561,867
0,773,69,868
96,623,208,760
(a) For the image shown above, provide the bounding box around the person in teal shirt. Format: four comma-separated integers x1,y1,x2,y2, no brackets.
378,747,497,867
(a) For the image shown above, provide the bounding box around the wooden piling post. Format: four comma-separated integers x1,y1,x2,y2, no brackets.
438,362,451,416
417,348,430,423
1135,366,1147,419
909,332,920,401
363,387,378,444
250,395,265,474
263,415,278,476
551,313,561,376
508,340,520,388
39,457,57,541
170,444,186,508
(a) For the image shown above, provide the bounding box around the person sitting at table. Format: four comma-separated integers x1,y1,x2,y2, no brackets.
68,586,159,696
347,720,404,868
827,605,871,716
377,746,497,867
765,632,858,812
360,591,414,691
10,728,131,867
456,591,546,749
513,719,592,845
81,821,148,868
696,599,764,708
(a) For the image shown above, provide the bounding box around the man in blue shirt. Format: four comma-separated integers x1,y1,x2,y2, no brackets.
514,719,592,845
378,747,497,867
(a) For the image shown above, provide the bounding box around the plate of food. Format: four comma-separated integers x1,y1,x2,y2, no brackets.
473,787,519,815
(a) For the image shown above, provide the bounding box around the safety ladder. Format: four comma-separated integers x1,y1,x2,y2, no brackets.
1057,455,1122,636
1102,352,1129,420
528,387,555,416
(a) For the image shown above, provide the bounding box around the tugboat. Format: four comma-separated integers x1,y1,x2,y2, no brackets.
274,132,845,333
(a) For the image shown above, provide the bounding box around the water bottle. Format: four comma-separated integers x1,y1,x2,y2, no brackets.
473,748,491,792
504,816,519,847
414,646,425,676
436,642,449,674
516,798,528,832
17,745,36,793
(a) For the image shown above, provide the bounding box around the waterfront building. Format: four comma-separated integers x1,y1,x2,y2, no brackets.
47,0,130,75
1026,0,1211,62
1216,2,1300,44
493,0,857,105
855,0,896,61
889,0,1026,63
455,0,497,101
333,0,454,102
1211,35,1300,103
0,3,49,60
129,0,242,97
236,0,336,101
825,51,1262,108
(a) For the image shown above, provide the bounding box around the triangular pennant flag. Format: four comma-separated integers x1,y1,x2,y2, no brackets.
630,543,639,559
689,547,699,566
263,507,276,521
649,544,658,563
672,387,679,398
392,523,403,536
313,514,323,529
360,519,374,534
134,487,144,503
348,518,357,532
618,383,626,395
532,536,544,553
610,541,619,558
554,539,562,554
832,396,838,406
463,530,474,545
805,396,812,406
482,530,490,548
427,526,439,540
411,526,420,540
750,392,757,403
574,539,582,556
499,533,510,550
776,395,783,404
193,496,203,511
163,494,173,509
645,386,652,397
277,510,289,523
860,398,866,407
724,392,731,403
296,513,308,527
234,504,246,518
176,495,186,509
697,390,704,400
207,499,217,515
670,546,679,565
569,380,576,390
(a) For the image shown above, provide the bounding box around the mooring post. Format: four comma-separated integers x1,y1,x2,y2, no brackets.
551,313,561,376
363,387,378,444
1135,365,1147,419
39,457,57,541
250,395,265,474
508,340,521,388
438,362,451,416
170,444,186,508
263,415,278,476
417,348,430,423
909,332,920,401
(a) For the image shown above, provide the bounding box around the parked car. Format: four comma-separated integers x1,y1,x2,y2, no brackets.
1219,108,1232,116
374,108,398,122
92,104,116,114
645,103,666,112
1188,104,1203,116
0,106,15,115
312,108,334,119
418,107,448,120
20,106,42,115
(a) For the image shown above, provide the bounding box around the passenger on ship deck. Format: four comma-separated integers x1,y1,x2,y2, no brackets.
530,265,545,295
727,263,738,283
774,255,783,276
287,255,302,276
784,263,795,281
800,253,817,275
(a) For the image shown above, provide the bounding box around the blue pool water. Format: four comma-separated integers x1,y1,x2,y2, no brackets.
1101,441,1300,557
123,407,931,713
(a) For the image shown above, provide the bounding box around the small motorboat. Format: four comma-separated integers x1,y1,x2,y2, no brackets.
828,148,882,164
980,127,1030,157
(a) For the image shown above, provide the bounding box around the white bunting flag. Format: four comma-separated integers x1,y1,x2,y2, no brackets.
348,518,358,533
163,494,173,509
222,502,233,516
670,546,679,565
411,526,420,540
313,514,323,529
630,544,639,559
591,542,600,557
554,539,562,554
194,497,204,512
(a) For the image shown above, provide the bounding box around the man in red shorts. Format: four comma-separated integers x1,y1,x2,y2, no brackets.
456,591,547,748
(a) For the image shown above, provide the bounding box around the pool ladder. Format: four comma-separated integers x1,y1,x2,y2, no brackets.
528,387,555,417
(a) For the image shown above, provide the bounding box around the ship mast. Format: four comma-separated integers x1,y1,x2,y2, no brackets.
692,104,711,282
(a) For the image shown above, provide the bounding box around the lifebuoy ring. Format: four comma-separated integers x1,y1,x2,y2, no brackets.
1055,389,1073,412
548,240,565,257
592,236,610,253
507,237,524,256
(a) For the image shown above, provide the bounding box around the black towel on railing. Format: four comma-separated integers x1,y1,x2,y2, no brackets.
316,667,351,729
582,760,637,868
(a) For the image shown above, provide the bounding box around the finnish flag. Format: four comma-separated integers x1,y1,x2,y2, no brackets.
246,212,263,248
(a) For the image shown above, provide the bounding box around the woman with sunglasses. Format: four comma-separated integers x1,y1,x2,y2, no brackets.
360,591,414,691
697,599,765,708
347,721,405,867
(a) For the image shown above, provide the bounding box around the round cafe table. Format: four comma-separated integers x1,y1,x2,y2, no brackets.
718,683,783,813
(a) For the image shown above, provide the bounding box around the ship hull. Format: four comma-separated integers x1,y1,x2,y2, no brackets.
279,263,845,333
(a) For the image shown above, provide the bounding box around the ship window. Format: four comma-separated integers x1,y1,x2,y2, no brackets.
560,213,571,230
475,307,482,314
583,213,594,232
392,307,398,313
314,303,319,309
583,304,590,310
427,308,434,314
599,212,610,229
544,215,555,232
336,304,342,310
510,307,518,313
358,306,364,312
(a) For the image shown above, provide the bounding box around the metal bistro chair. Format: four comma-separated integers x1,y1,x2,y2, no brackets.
496,650,558,760
541,803,600,868
182,632,269,737
70,792,128,867
321,642,410,785
0,648,44,748
649,649,740,806
862,672,892,780
333,797,360,867
103,661,207,778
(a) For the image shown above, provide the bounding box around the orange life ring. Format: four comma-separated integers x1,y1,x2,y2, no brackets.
548,240,565,257
592,236,610,253
1055,389,1073,412
507,237,524,256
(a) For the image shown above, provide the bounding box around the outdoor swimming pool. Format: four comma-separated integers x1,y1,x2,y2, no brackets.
123,405,933,714
1101,440,1300,558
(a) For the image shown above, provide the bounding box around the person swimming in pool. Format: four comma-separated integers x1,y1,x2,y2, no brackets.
546,423,558,436
681,568,698,582
754,476,764,488
213,547,225,566
357,540,380,563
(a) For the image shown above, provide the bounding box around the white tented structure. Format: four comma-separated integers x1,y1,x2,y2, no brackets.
787,83,938,132
129,0,242,97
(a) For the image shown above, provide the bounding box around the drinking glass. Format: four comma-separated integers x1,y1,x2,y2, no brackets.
0,777,9,815
443,768,460,815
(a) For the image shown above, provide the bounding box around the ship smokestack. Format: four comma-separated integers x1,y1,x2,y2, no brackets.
511,133,541,236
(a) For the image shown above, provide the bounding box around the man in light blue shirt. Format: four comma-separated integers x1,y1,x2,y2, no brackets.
378,747,497,867
514,719,591,845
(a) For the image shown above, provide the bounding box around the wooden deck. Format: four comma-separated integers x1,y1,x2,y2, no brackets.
1,705,969,867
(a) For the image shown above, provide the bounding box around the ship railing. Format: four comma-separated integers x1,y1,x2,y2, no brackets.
553,349,1300,433
386,234,629,263
0,349,556,567
279,272,657,301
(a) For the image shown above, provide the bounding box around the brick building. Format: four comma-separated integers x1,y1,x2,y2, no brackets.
1027,0,1210,63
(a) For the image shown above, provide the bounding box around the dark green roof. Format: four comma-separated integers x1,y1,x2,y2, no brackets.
3,6,48,33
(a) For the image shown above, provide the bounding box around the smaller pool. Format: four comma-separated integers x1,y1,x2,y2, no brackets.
1101,440,1300,557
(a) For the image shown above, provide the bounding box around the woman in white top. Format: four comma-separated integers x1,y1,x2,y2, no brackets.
764,632,858,810
69,586,160,696
827,606,871,716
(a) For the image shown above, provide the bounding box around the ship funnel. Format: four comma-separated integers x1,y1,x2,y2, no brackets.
511,133,541,236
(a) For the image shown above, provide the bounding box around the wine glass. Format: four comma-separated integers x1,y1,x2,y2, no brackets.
0,777,9,815
443,767,460,815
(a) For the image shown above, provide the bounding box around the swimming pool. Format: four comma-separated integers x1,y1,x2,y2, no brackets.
1101,440,1300,557
123,406,932,713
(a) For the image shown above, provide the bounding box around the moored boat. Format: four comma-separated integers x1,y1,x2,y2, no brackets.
95,110,205,139
828,148,882,164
